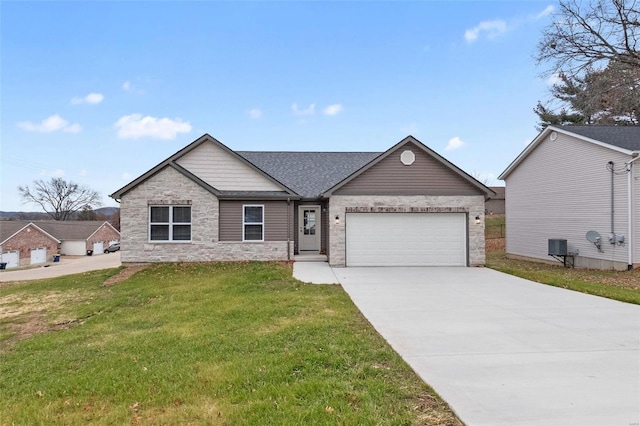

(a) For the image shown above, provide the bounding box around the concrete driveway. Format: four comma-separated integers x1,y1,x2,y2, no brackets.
332,267,640,426
0,253,121,282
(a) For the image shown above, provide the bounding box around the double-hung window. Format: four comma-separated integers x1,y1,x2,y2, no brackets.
243,205,264,241
149,205,191,241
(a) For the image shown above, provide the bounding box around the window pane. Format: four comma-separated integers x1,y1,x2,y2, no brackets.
244,206,263,223
304,210,316,235
150,225,169,240
151,206,169,223
173,225,191,241
173,206,191,223
244,224,263,241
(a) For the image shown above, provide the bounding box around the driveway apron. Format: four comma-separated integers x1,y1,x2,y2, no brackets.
333,267,640,426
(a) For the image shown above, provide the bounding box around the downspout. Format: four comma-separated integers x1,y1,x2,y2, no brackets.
609,161,615,236
286,197,291,261
626,154,640,270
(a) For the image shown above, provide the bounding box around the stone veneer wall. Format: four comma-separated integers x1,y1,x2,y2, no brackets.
120,166,292,263
329,195,486,267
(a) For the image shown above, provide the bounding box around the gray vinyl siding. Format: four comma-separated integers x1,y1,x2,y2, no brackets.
505,132,631,266
219,200,292,242
334,142,483,196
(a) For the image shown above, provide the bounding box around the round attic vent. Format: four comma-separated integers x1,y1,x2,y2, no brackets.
400,150,415,166
550,131,557,141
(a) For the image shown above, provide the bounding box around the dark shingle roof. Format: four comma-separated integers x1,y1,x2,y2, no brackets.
0,220,115,243
0,221,31,243
237,152,382,198
560,125,640,151
488,186,505,200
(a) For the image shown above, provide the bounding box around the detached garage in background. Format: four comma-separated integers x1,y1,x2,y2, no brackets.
0,220,119,269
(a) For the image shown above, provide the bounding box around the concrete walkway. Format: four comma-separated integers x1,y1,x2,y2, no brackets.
292,261,340,284
0,253,121,282
332,267,640,426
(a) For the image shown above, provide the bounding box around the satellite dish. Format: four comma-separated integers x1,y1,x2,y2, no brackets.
586,230,601,243
586,230,604,252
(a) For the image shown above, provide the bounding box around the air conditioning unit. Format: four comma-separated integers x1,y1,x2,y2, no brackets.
548,239,568,256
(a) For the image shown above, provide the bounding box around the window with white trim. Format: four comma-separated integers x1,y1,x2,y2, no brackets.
243,205,264,241
149,206,191,241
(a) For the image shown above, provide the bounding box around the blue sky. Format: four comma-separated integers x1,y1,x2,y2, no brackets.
1,1,556,211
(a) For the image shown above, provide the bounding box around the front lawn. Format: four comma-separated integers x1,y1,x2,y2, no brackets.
0,263,460,425
486,252,640,305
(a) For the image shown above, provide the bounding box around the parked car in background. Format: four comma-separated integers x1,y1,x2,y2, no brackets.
104,243,120,253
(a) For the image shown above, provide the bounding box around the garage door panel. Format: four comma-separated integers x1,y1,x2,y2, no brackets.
346,213,466,267
1,251,19,268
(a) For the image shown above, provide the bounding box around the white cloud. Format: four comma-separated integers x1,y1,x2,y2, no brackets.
79,169,88,177
114,114,192,139
71,92,104,105
465,20,508,43
292,103,315,116
445,136,466,151
536,5,554,19
121,172,132,181
122,81,131,91
63,123,82,133
465,6,554,44
17,114,82,133
248,108,262,119
323,104,343,116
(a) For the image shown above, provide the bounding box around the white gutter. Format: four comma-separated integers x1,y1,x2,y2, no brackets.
627,153,640,270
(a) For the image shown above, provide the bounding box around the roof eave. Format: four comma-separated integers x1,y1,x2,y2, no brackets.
110,134,299,200
499,126,638,180
322,135,494,197
217,194,301,201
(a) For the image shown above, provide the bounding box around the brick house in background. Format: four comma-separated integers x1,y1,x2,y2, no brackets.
0,221,120,269
486,186,505,215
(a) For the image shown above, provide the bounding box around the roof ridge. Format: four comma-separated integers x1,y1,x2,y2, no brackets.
238,151,382,154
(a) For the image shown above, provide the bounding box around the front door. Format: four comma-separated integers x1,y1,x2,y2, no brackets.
298,206,321,252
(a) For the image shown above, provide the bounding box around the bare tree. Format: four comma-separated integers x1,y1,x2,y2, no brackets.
108,209,120,231
18,178,101,221
536,0,640,77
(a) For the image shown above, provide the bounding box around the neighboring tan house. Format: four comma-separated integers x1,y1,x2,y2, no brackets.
499,125,640,270
111,134,494,267
486,186,505,215
0,220,120,268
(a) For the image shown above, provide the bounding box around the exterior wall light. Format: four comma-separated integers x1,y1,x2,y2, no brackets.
475,215,481,225
335,215,340,225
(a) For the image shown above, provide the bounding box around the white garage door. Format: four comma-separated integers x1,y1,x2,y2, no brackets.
346,213,467,266
31,247,47,265
61,240,86,256
93,241,104,255
1,251,19,268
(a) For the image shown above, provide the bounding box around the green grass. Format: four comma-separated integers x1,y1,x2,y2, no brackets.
0,263,460,425
487,252,640,305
